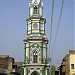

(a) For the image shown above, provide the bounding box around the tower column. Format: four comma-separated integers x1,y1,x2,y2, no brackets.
23,0,50,75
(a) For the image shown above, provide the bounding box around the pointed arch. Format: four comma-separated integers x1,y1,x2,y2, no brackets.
31,71,40,75
33,50,38,63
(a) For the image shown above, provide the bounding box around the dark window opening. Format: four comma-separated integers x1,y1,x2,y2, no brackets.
33,51,38,63
33,6,38,14
12,65,17,69
71,64,74,69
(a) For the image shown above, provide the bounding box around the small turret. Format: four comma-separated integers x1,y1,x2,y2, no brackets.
29,0,43,17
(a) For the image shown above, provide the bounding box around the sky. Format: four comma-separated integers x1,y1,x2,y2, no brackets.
0,0,74,67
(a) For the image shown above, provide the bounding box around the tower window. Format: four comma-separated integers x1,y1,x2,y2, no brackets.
33,51,38,63
33,6,38,14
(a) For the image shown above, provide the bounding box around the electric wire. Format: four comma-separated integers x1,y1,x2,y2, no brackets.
51,0,65,61
49,0,54,63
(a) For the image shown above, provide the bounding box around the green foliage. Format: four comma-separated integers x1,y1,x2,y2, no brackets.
50,65,56,75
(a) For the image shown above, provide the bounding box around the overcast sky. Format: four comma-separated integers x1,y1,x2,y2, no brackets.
0,0,74,67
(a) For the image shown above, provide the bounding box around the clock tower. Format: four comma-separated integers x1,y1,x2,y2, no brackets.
23,0,50,75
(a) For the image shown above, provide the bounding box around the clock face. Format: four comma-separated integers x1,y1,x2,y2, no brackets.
33,23,38,28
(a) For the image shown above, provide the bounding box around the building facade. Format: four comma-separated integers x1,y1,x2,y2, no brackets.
60,50,75,75
23,0,50,75
0,55,22,75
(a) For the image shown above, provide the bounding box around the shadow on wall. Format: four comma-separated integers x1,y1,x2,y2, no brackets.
0,74,6,75
72,73,75,75
12,72,21,75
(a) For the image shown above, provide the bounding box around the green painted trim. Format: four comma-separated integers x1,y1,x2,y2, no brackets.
26,67,28,75
44,23,45,34
42,68,44,75
31,22,32,33
47,68,49,75
38,6,39,15
27,22,28,35
46,44,47,64
24,44,26,63
39,22,41,34
42,41,44,64
29,7,30,16
41,43,42,63
22,68,24,75
29,42,30,64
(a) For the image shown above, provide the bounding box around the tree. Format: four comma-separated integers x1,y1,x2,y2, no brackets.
50,65,56,75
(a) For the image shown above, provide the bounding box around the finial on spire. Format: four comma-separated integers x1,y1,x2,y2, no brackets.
31,0,41,4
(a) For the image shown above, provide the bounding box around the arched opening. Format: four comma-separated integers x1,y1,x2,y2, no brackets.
31,71,40,75
33,6,38,14
33,51,38,63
